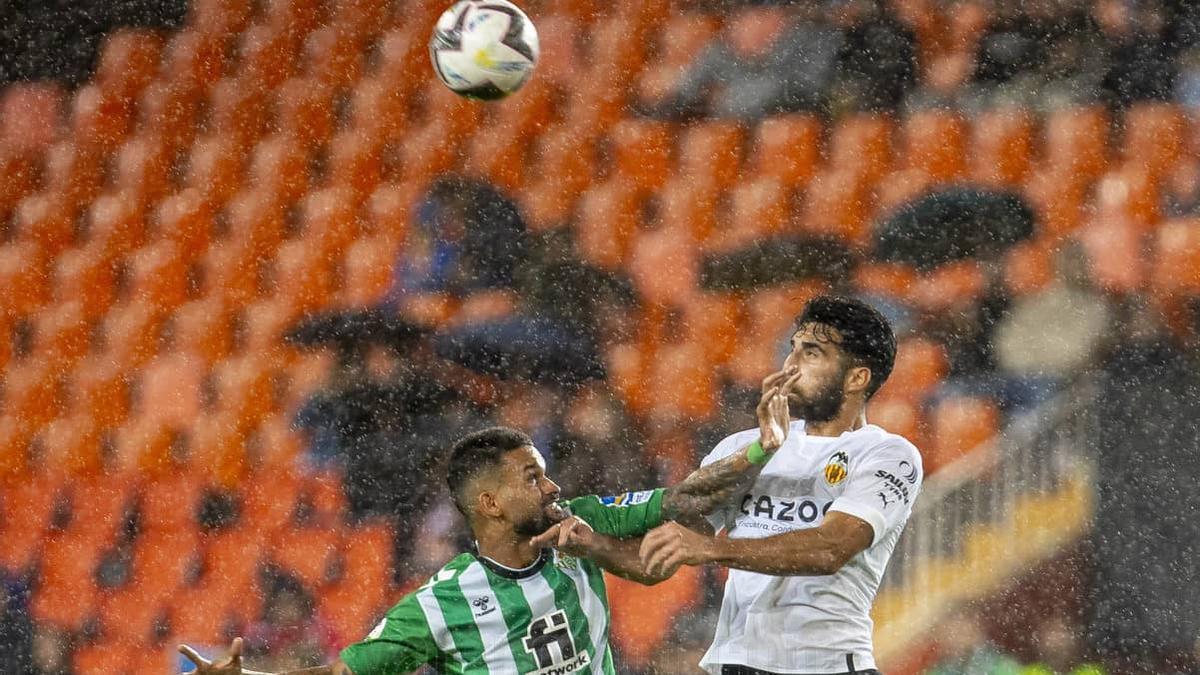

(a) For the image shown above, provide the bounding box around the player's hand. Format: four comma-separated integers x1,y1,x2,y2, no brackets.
757,367,797,453
529,516,596,558
179,637,245,674
639,522,713,577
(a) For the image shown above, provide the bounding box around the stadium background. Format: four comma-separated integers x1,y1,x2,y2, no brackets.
1,0,1199,673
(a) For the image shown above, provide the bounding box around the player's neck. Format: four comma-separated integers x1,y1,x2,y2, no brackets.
476,529,541,569
804,404,866,437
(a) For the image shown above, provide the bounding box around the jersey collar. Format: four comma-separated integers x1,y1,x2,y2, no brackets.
472,544,551,580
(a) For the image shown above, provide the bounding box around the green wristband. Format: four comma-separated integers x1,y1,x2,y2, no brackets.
746,439,770,465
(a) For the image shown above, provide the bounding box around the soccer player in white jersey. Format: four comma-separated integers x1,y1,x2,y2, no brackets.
179,391,792,675
639,295,921,675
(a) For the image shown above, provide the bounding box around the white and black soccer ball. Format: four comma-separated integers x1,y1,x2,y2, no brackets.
429,0,539,100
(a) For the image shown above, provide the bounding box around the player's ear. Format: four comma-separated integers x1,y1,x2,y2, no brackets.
476,489,504,519
844,365,871,397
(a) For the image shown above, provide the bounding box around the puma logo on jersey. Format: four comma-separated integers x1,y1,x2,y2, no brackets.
739,494,834,523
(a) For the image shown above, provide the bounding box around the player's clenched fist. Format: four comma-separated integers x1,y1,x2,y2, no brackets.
638,521,712,578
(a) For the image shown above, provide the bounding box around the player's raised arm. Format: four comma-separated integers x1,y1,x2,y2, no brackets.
178,638,356,675
659,367,799,530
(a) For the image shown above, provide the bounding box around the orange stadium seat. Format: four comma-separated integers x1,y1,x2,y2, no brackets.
235,23,300,91
1094,163,1161,231
900,109,967,181
608,567,700,668
14,192,76,257
129,529,201,602
86,190,146,260
677,121,744,191
364,182,415,242
875,167,935,218
40,141,104,212
877,337,948,403
238,298,304,363
750,114,822,189
160,30,226,92
680,292,743,367
111,417,176,477
657,175,718,243
70,84,132,154
34,531,107,628
188,0,252,41
970,108,1035,187
211,356,278,427
327,131,385,199
260,0,323,41
136,80,200,154
1003,238,1055,297
1041,105,1110,188
329,0,391,40
4,359,63,431
0,470,61,571
532,15,581,89
0,82,64,152
868,397,926,449
397,119,458,185
196,526,266,600
609,119,673,192
341,235,399,307
306,470,348,523
250,134,311,206
301,186,360,255
201,238,265,305
96,29,164,103
0,415,33,479
1121,102,1185,180
928,395,999,473
303,24,363,89
73,641,135,675
186,135,244,208
628,223,698,307
348,76,408,143
0,151,37,225
340,521,393,598
169,589,236,645
38,413,104,476
828,113,894,187
800,169,869,244
155,188,213,257
100,299,166,369
1024,168,1086,238
241,467,302,535
187,412,251,487
225,186,288,254
136,353,205,428
66,477,135,538
490,77,556,139
1079,217,1144,294
464,125,528,193
275,76,336,151
0,242,50,318
644,340,716,423
100,584,168,645
272,526,341,589
271,240,338,312
909,260,987,313
520,128,597,230
421,84,484,138
248,414,304,472
205,76,269,148
125,242,191,310
171,297,235,363
708,176,788,252
53,246,117,321
321,579,383,643
1151,218,1200,296
69,356,130,429
574,180,641,270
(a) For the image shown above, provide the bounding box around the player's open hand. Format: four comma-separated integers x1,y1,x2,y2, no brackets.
639,522,713,577
179,637,245,674
757,367,797,452
529,516,595,558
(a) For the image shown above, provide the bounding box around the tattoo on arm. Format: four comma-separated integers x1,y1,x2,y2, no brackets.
661,447,763,524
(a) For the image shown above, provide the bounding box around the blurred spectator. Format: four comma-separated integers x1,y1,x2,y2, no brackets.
245,574,339,670
385,176,528,325
830,0,918,114
928,609,1023,675
1021,616,1106,675
550,385,655,498
1162,156,1200,217
29,625,72,675
641,2,844,120
0,575,33,673
1095,0,1177,106
994,244,1111,397
645,610,719,675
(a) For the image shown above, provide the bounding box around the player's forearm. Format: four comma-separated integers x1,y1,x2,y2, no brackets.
265,661,354,675
662,443,764,522
703,529,849,577
586,534,670,585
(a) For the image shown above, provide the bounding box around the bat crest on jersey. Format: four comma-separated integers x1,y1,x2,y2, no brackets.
824,451,850,486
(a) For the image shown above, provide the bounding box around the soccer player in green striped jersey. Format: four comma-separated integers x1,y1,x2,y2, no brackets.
180,374,794,675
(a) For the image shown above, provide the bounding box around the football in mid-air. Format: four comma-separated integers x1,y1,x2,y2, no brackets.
429,0,539,100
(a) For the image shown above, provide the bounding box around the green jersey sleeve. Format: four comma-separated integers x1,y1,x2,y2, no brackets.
564,488,665,538
339,591,439,675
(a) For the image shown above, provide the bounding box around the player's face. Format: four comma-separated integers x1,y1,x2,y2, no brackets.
495,446,564,537
780,323,850,423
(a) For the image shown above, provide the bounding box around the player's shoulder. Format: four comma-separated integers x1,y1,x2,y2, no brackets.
410,552,478,596
702,426,762,464
855,424,923,469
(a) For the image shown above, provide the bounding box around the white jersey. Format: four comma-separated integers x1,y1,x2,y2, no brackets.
699,421,923,674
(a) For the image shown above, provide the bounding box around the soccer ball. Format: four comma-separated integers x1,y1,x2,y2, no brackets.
429,0,539,100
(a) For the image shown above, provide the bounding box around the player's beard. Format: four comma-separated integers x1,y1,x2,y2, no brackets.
513,506,556,538
787,373,845,423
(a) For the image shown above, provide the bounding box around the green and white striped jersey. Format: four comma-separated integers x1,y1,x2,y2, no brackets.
340,488,665,675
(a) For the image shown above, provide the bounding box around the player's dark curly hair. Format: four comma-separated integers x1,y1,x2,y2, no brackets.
795,295,897,400
446,426,534,518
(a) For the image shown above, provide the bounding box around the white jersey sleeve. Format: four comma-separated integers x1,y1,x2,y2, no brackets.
699,428,761,532
827,439,923,547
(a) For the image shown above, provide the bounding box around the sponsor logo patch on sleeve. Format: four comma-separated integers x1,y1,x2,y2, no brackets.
599,490,654,507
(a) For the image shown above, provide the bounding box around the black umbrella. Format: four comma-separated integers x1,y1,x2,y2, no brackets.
699,236,856,292
284,309,429,364
433,315,605,387
873,187,1035,271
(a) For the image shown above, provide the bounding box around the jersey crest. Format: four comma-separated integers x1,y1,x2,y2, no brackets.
824,451,850,486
